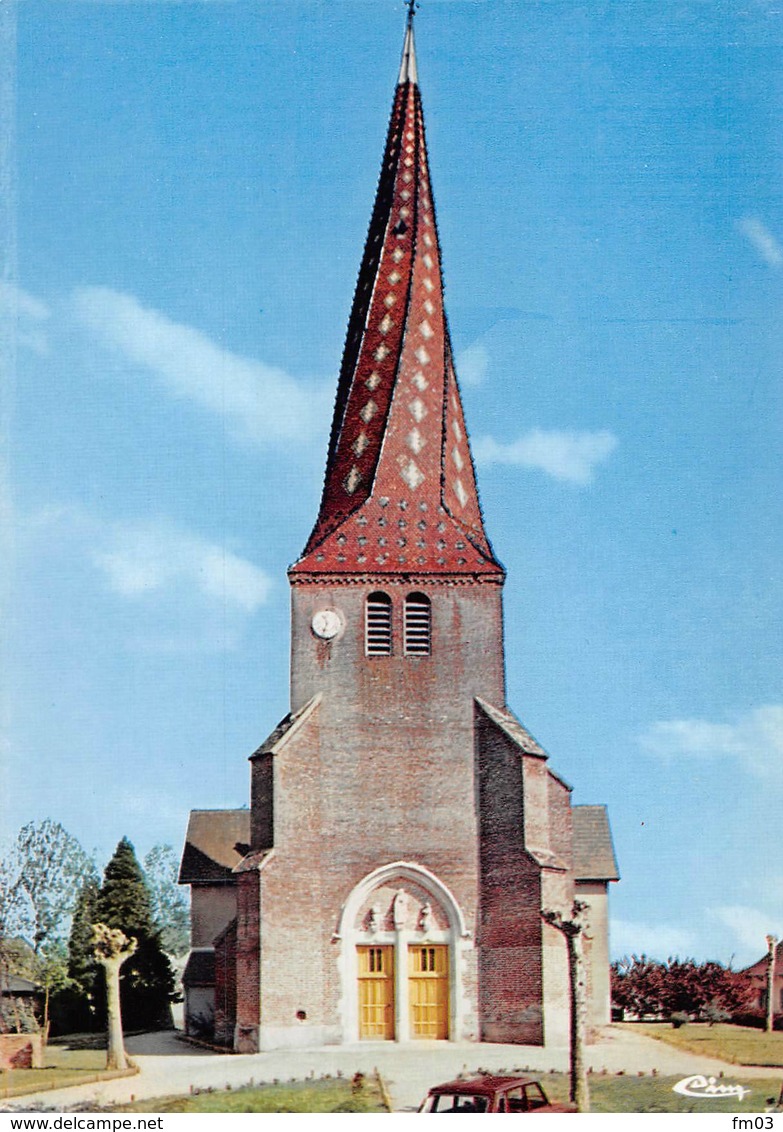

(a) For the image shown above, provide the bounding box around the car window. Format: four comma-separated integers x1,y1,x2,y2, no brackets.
429,1094,489,1112
523,1083,548,1110
504,1087,525,1113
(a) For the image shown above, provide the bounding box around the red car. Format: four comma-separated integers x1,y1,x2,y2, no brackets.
418,1075,575,1113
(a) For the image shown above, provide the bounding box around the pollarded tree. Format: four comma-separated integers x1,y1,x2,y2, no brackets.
97,838,175,1031
92,924,136,1071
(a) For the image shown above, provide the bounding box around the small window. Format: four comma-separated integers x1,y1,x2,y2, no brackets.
404,592,431,655
366,592,392,656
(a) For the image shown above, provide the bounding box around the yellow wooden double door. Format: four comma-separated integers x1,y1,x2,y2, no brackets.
408,945,449,1039
357,944,448,1040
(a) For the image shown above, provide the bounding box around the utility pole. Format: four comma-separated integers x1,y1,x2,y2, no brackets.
765,935,778,1034
541,901,590,1113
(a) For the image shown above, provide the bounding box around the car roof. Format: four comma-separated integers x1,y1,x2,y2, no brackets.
429,1076,542,1096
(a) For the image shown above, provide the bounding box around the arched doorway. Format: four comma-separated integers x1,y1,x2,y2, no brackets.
336,862,471,1043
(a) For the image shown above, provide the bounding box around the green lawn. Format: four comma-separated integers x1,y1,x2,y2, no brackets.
521,1071,782,1114
116,1070,779,1114
117,1076,389,1113
625,1023,783,1068
0,1046,137,1099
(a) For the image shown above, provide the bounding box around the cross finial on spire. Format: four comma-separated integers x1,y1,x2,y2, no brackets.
398,0,419,85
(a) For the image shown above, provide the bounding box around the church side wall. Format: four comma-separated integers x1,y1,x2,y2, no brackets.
476,708,546,1044
575,880,611,1027
234,870,261,1052
190,884,237,949
213,923,238,1047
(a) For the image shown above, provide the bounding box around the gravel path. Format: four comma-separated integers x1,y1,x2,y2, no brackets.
3,1027,778,1113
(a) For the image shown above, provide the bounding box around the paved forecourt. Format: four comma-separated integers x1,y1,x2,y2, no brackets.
3,1028,776,1114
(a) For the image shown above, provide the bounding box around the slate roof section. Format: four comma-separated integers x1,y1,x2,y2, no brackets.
572,805,620,882
291,20,503,580
178,809,251,885
1,974,40,996
475,698,550,758
249,695,321,761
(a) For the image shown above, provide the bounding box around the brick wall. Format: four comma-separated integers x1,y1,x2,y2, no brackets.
0,1032,43,1070
234,870,261,1052
242,577,504,1046
213,920,238,1047
475,703,547,1043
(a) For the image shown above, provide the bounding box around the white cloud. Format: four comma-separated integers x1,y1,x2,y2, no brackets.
738,216,783,268
457,341,489,387
0,281,50,322
711,906,781,958
610,918,698,960
639,704,783,780
72,286,331,447
94,520,271,613
0,281,51,355
473,428,618,484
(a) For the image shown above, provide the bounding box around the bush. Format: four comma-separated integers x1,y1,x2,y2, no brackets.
612,956,754,1022
730,1010,783,1032
0,997,40,1034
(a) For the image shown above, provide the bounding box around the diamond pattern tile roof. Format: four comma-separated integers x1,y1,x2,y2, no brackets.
291,22,503,580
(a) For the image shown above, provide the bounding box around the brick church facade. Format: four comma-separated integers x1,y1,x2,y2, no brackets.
180,14,618,1052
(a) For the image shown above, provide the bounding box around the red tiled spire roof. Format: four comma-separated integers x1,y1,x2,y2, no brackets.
291,18,503,580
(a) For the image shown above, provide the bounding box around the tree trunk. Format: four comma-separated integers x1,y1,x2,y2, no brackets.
91,924,136,1072
100,955,129,1071
567,930,590,1112
766,936,777,1034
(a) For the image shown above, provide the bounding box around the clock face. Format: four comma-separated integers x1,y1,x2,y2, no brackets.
311,609,342,640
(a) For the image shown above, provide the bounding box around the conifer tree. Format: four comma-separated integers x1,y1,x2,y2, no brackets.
96,838,175,1031
64,878,102,1031
97,838,155,937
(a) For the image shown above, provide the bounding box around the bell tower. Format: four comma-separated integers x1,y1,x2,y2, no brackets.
181,8,618,1056
288,14,506,719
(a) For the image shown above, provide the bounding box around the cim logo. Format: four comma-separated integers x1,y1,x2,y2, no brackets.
673,1075,751,1102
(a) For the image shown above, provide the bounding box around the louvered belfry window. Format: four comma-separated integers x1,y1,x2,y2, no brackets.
404,592,431,655
365,591,393,656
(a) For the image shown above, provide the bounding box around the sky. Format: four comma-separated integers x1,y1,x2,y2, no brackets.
2,0,781,969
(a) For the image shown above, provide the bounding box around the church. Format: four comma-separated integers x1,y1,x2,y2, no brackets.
179,11,618,1053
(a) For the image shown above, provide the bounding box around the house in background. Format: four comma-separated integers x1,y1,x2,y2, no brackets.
179,809,249,1038
179,12,618,1052
741,939,782,1022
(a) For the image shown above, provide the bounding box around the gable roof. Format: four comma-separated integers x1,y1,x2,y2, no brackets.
739,938,783,976
178,809,251,884
572,805,620,882
475,698,550,758
1,974,41,996
249,695,321,760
